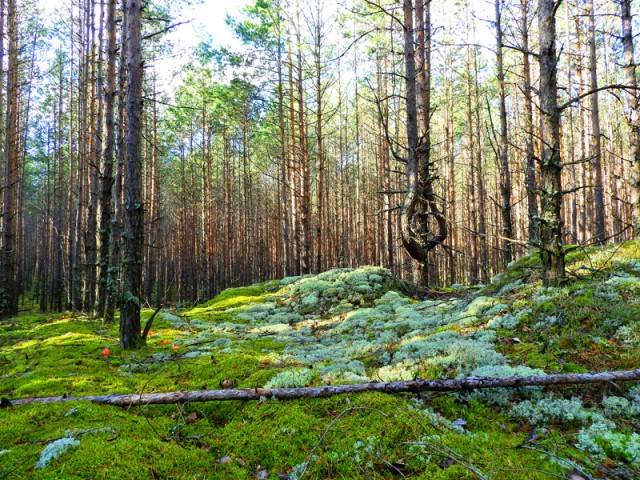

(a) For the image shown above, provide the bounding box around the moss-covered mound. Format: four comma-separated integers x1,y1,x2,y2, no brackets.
2,250,640,479
281,266,402,314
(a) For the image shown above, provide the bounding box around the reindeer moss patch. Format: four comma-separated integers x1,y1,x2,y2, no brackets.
2,260,640,478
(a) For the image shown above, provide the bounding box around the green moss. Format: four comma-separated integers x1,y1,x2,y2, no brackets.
4,254,640,478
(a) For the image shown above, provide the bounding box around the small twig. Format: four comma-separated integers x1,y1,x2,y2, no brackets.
298,407,388,478
400,405,487,479
519,445,594,480
488,468,569,479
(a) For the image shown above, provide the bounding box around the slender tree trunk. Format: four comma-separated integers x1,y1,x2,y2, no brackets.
621,0,640,237
97,0,117,317
120,0,144,349
146,75,159,304
472,44,488,283
295,0,310,275
588,0,605,244
520,0,537,249
564,0,578,244
72,0,90,312
67,7,76,310
538,0,565,285
496,0,513,265
275,1,290,277
313,0,324,273
86,0,105,313
53,56,65,311
287,19,299,276
574,10,588,243
40,132,52,312
465,42,479,283
0,0,19,318
105,0,127,322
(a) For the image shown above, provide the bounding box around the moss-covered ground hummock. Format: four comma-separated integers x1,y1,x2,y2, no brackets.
2,254,640,479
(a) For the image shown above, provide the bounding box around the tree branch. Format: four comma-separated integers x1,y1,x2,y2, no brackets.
142,19,192,41
558,84,640,111
7,368,640,407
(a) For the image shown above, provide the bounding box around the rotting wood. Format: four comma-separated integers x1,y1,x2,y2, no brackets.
6,368,640,407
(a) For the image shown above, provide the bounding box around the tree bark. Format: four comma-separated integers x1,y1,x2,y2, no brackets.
120,0,144,349
621,0,640,237
96,0,117,318
86,0,105,313
521,0,538,250
313,0,324,274
400,0,446,286
287,16,300,276
496,0,513,265
8,368,640,407
538,0,565,285
104,0,127,323
295,0,310,275
0,0,19,318
588,0,605,245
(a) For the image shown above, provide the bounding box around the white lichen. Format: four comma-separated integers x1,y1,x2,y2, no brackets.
35,437,80,468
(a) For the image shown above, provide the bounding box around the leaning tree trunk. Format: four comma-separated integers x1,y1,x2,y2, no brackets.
538,0,565,285
120,0,144,349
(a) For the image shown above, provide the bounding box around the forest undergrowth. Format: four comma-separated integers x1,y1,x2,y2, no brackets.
2,243,640,479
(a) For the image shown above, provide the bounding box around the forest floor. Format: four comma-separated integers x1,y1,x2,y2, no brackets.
2,244,640,479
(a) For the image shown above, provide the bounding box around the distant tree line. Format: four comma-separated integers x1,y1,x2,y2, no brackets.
1,0,640,347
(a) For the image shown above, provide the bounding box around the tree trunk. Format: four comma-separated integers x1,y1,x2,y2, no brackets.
520,0,537,250
53,56,65,312
313,0,324,274
295,0,310,275
538,0,565,286
621,0,640,237
287,18,299,276
97,0,117,317
9,368,640,406
105,0,127,322
473,44,488,283
0,0,19,318
120,0,144,349
588,0,605,245
465,42,479,283
86,0,105,313
400,0,446,286
496,0,513,265
146,74,159,304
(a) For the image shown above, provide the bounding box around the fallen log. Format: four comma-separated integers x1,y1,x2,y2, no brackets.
6,368,640,407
